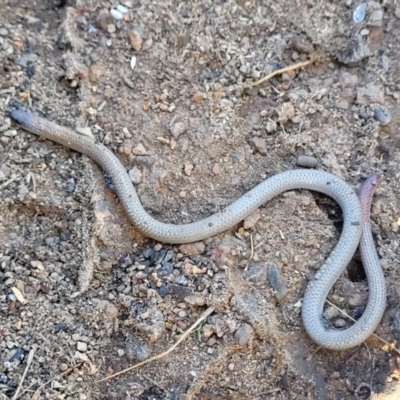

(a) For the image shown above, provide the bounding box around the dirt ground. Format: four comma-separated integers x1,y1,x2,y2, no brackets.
1,0,400,399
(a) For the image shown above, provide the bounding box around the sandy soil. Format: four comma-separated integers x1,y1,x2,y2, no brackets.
1,0,400,399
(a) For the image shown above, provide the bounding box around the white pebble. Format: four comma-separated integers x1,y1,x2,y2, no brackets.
110,9,124,20
117,4,129,14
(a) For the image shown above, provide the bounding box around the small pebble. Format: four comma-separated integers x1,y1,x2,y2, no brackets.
212,163,220,175
179,242,205,256
158,286,170,297
177,310,187,318
234,323,252,345
66,178,76,193
129,166,142,184
170,121,186,139
127,30,143,51
368,9,384,27
132,143,148,155
353,3,367,23
184,162,193,176
59,363,69,372
267,263,288,300
249,137,267,155
243,209,261,229
202,324,214,338
373,106,391,126
110,9,124,20
296,155,317,168
125,342,136,361
334,319,347,328
136,344,151,361
116,4,129,14
76,342,88,352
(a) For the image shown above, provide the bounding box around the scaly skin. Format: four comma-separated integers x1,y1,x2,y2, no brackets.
9,109,386,350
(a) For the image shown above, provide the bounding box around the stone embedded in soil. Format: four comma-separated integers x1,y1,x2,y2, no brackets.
212,163,221,175
179,242,205,256
184,162,193,176
340,34,371,66
132,143,148,155
267,262,288,300
76,342,88,352
127,30,143,51
297,155,317,168
185,294,206,306
170,121,186,138
96,12,115,31
191,91,206,102
203,324,214,338
119,139,133,155
249,137,267,155
125,342,136,361
129,166,142,184
243,209,261,229
136,344,151,361
373,106,391,126
234,323,252,345
357,83,384,105
132,305,165,342
334,318,346,328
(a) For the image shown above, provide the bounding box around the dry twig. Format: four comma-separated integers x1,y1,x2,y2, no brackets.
96,306,215,383
214,55,318,98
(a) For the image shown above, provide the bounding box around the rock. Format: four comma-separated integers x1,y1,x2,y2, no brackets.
249,137,267,155
96,12,115,31
324,306,339,320
211,245,234,268
132,305,165,342
267,262,288,300
88,64,105,82
353,3,367,23
127,30,143,51
170,121,186,139
183,162,193,176
110,8,124,20
119,139,133,155
212,163,221,175
125,342,136,361
132,143,148,155
191,91,206,102
179,242,205,256
94,299,119,320
18,183,29,201
356,83,384,105
334,319,346,328
373,106,391,126
203,324,214,338
243,209,261,229
129,166,142,184
280,102,295,120
59,363,69,372
296,155,317,168
368,9,384,27
234,323,252,345
184,294,206,306
76,342,88,352
107,24,116,34
0,164,11,179
136,344,151,361
340,35,371,66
